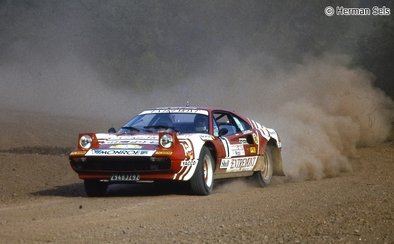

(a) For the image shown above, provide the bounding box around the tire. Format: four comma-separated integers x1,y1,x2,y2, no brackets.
84,179,108,197
190,147,214,195
253,147,273,187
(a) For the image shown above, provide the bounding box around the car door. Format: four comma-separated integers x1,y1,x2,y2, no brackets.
212,111,259,176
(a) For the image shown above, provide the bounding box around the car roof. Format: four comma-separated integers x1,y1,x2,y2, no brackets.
138,107,251,125
144,106,245,113
144,107,213,112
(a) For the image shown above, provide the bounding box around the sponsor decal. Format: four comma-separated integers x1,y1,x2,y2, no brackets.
86,149,155,156
220,156,258,172
70,151,86,156
154,150,173,156
117,135,158,140
140,109,208,115
199,134,214,141
229,144,245,157
181,159,198,167
105,139,157,145
253,133,259,144
250,146,256,154
239,138,248,144
220,159,230,168
110,144,142,149
104,135,158,145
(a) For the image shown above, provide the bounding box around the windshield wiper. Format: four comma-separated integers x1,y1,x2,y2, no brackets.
120,126,140,132
144,125,178,132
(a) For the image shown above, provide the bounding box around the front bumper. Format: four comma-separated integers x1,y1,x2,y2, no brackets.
70,156,172,173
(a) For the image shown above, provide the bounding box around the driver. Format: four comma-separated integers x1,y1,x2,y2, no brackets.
194,115,208,133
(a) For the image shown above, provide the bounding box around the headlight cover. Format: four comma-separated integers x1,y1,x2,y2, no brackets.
79,135,92,149
160,134,173,148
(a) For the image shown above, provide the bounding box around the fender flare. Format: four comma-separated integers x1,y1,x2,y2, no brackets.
250,119,284,176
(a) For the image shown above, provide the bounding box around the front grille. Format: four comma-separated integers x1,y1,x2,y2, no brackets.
71,156,171,172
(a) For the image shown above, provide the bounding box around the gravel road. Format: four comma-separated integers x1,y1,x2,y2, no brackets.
0,141,393,243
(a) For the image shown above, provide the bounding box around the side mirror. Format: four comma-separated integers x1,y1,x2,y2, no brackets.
108,127,116,133
218,128,228,137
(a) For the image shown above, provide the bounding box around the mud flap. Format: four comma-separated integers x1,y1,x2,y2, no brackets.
272,147,285,176
254,155,266,172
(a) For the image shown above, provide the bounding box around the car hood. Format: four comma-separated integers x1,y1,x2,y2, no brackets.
84,133,159,156
96,133,159,146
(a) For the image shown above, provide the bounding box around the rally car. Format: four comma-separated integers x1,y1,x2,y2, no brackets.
69,107,284,196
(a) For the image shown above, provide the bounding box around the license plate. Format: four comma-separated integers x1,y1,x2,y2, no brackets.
110,174,140,182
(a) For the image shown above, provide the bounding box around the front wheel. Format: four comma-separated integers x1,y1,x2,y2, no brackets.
84,179,108,197
190,147,214,195
253,148,273,187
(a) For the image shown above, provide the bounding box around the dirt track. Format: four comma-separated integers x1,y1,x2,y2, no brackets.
0,111,393,243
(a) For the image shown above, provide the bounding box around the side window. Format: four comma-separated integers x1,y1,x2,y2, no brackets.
213,112,239,135
233,116,252,132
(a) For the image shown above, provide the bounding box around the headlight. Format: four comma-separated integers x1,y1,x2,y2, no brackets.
79,135,92,149
160,134,173,148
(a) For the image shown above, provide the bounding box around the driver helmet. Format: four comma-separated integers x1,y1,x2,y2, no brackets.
194,115,208,133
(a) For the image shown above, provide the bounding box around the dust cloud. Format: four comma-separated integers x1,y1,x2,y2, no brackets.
266,55,393,180
168,53,394,181
273,56,393,180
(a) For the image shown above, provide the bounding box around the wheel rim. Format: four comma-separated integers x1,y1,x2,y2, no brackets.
261,153,272,181
203,155,213,187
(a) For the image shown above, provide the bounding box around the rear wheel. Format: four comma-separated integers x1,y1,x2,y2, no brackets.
190,147,214,195
253,148,273,187
84,179,108,197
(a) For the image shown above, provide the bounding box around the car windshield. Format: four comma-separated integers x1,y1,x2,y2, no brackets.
119,113,209,134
